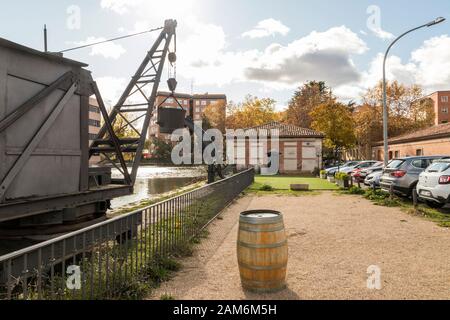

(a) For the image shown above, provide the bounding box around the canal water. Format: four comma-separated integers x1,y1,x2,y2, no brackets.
0,166,207,255
111,166,207,208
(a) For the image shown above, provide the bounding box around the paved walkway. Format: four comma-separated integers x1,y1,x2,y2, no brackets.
148,192,450,300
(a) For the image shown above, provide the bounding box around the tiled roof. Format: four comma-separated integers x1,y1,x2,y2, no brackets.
243,122,324,138
374,123,450,146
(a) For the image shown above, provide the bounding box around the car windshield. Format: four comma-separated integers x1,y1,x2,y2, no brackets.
343,162,359,167
386,160,404,169
357,162,375,168
426,162,450,173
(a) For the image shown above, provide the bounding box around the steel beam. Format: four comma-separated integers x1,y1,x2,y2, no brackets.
91,82,132,185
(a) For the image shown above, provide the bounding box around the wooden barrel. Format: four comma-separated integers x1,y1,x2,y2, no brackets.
237,210,288,293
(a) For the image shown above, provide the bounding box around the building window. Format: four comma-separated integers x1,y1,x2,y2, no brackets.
195,107,201,113
166,98,174,103
442,96,449,103
394,151,400,158
442,121,449,124
196,100,200,106
201,100,207,106
89,133,98,141
388,151,393,160
89,106,100,113
442,107,449,114
416,149,423,156
89,119,101,127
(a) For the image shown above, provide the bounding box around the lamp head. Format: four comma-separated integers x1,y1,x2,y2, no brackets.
427,17,446,27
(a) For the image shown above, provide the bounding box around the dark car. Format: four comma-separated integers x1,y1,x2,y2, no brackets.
380,156,449,197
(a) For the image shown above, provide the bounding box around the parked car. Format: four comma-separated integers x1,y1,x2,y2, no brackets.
339,161,378,175
364,171,383,188
416,159,450,208
380,156,449,197
351,161,382,182
325,161,361,176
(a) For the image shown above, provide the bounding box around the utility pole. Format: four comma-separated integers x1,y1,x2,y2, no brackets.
44,25,48,52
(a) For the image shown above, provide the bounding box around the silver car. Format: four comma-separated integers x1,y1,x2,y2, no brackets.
380,156,448,197
338,161,378,175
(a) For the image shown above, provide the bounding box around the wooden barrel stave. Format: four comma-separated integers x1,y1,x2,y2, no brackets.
237,210,288,293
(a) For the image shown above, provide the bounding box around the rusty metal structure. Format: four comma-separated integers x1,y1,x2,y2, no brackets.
0,20,199,237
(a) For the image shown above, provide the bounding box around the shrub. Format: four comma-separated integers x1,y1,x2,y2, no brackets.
312,167,321,176
364,189,389,201
347,186,365,195
320,170,327,175
335,172,349,181
259,184,274,191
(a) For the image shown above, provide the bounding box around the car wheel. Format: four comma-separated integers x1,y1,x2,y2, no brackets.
425,201,446,209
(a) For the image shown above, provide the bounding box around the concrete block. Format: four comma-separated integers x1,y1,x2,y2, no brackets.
290,184,309,191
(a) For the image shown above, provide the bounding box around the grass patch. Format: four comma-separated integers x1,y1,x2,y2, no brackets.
250,176,338,192
160,294,175,300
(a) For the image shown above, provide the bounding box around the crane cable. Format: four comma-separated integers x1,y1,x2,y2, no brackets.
59,26,164,53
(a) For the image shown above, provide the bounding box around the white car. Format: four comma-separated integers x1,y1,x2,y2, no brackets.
364,171,382,188
416,159,450,208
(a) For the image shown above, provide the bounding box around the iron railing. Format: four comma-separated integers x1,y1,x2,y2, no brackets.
0,169,254,300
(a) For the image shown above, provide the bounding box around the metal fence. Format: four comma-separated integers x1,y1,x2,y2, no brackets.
0,169,254,300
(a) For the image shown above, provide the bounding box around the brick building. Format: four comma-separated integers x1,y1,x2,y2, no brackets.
235,122,324,174
372,122,450,161
88,97,101,164
428,91,450,125
149,92,227,141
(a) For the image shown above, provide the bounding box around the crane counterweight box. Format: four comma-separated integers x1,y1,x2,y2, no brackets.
0,38,92,202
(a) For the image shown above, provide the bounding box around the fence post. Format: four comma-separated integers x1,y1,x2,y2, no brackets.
389,184,394,200
412,189,418,210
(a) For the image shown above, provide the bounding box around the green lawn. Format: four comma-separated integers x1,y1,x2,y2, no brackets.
251,176,339,191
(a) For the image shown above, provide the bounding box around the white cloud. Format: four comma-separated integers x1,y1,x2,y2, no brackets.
100,0,141,15
71,37,126,59
370,27,395,40
100,0,199,21
242,18,290,39
95,76,127,105
244,26,368,87
411,35,450,90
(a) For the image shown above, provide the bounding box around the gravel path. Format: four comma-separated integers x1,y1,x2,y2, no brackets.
148,192,450,300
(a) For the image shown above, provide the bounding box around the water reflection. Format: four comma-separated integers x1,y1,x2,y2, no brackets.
111,166,207,208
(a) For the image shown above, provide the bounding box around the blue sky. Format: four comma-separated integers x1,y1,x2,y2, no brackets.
1,1,450,109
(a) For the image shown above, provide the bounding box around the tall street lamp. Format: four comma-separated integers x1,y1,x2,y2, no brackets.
382,17,446,166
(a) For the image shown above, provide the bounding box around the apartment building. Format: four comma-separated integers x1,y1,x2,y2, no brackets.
149,92,227,140
429,91,450,125
88,97,102,164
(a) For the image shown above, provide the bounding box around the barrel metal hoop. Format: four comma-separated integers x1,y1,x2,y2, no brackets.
238,261,287,271
239,217,283,225
238,225,285,233
237,240,287,249
239,210,283,225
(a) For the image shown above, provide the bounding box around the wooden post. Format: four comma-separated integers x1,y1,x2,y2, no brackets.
412,189,418,210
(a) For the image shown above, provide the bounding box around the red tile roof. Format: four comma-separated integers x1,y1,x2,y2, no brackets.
373,123,450,146
243,122,324,138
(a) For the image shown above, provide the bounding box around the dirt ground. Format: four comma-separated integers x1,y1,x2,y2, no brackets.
148,192,450,300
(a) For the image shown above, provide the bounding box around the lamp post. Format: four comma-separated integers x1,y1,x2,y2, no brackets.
382,17,445,166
